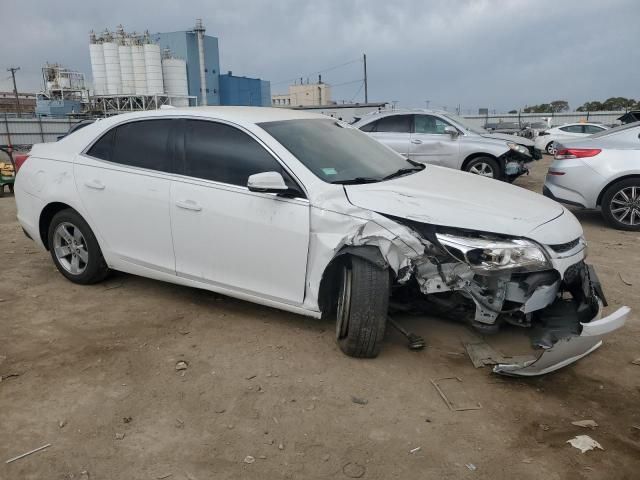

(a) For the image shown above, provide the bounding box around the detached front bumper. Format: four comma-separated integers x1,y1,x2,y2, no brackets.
493,264,629,376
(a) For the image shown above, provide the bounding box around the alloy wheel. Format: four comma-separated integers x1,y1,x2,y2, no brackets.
468,162,495,178
610,186,640,227
53,222,89,275
546,143,557,155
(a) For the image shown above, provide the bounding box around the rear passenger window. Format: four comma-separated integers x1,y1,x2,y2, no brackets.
87,128,115,161
86,119,174,173
184,120,285,187
373,115,412,133
560,125,583,133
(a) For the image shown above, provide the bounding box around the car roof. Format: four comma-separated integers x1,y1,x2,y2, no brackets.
353,109,449,125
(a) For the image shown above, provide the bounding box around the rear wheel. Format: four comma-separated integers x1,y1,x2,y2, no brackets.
48,209,110,284
336,256,390,358
545,142,557,155
464,157,501,179
601,179,640,231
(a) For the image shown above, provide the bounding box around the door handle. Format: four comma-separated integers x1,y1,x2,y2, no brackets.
84,179,105,190
175,199,202,212
411,139,423,144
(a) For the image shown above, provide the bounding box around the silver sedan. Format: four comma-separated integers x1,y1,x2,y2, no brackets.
543,122,640,230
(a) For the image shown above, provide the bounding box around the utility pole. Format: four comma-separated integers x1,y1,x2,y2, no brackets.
7,67,21,116
363,53,368,104
425,100,430,109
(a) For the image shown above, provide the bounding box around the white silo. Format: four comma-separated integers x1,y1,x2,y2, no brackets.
118,44,135,94
89,32,106,95
102,31,122,95
162,52,189,107
144,40,164,95
131,35,147,95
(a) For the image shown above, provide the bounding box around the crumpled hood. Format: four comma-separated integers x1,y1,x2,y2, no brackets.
480,132,535,146
345,166,566,239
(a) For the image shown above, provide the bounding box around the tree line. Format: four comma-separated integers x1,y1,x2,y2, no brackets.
508,97,639,114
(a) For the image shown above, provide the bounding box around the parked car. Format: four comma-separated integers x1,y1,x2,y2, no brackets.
544,121,640,231
352,110,541,181
521,122,549,139
488,121,522,135
56,120,95,141
534,122,608,155
14,107,629,376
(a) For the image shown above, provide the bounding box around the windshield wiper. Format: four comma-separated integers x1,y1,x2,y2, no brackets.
381,163,425,181
330,177,381,185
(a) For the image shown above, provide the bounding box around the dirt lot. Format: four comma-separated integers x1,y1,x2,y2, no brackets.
1,156,639,480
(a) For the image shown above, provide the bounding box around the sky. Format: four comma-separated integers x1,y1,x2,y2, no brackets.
1,0,638,113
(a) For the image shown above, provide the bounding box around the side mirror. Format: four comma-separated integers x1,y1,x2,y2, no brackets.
444,126,459,137
247,171,289,193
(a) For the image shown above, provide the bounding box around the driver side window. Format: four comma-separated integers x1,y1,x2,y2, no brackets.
184,120,297,191
414,115,451,134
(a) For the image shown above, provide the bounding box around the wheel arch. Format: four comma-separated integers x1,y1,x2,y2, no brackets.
596,174,640,206
461,152,502,173
317,245,389,319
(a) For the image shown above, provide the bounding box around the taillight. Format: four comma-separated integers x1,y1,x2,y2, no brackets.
14,153,29,173
554,148,601,160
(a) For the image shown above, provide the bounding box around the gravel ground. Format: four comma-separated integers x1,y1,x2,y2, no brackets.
1,156,639,480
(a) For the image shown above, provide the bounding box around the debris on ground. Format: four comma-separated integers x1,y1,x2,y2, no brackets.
463,338,532,369
175,361,189,371
175,419,184,429
322,454,330,461
387,316,426,350
539,424,550,431
123,416,133,424
245,374,257,380
409,446,421,454
466,463,477,471
631,358,640,366
571,420,598,429
351,396,368,405
243,455,255,464
214,408,226,414
618,272,633,286
431,377,482,411
278,443,285,450
342,462,366,478
156,474,172,479
0,372,21,382
115,433,125,440
567,435,604,453
5,443,52,464
58,419,67,428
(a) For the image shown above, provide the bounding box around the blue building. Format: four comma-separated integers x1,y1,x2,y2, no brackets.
152,30,220,106
152,22,270,107
219,72,271,107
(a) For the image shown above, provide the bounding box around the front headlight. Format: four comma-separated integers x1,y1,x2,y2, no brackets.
436,233,551,273
507,142,531,157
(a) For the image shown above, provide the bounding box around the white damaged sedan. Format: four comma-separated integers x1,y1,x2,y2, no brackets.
14,107,629,376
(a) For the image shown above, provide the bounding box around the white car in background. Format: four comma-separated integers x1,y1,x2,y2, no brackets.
535,122,609,155
544,121,640,230
13,107,629,375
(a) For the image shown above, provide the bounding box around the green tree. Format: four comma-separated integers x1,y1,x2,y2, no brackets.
550,100,569,112
508,110,518,114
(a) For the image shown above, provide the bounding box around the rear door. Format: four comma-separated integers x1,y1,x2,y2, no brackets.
359,115,412,157
409,114,460,167
75,119,177,273
170,119,310,304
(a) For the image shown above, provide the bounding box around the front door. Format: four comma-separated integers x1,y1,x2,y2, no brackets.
170,119,310,304
409,114,460,167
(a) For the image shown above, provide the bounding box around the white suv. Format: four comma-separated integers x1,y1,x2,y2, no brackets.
14,107,628,375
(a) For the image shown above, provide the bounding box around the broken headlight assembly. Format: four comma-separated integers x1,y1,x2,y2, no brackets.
507,142,531,157
435,233,551,273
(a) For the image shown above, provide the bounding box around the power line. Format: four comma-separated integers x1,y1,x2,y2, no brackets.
349,81,365,103
271,57,362,86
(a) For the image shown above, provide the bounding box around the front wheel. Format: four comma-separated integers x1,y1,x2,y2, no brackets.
336,256,390,358
464,157,501,179
601,179,640,231
48,209,110,284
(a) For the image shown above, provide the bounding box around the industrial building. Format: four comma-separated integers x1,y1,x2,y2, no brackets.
272,77,332,107
0,92,36,114
85,19,270,114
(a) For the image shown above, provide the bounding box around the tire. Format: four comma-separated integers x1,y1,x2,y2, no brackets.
47,209,110,284
464,157,501,179
545,142,557,155
336,256,390,358
601,179,640,231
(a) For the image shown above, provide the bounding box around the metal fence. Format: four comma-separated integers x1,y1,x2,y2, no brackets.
460,111,625,129
0,115,83,146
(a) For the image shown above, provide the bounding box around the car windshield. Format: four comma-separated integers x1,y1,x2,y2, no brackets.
259,118,422,184
588,121,640,138
442,113,487,135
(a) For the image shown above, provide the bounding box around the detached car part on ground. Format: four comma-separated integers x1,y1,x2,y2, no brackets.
14,107,629,377
544,121,640,231
352,110,541,182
